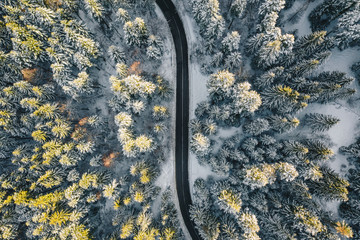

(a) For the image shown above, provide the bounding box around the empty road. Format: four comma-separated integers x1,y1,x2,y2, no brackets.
155,0,202,239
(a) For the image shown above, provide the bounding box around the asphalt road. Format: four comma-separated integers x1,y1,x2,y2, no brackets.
155,0,202,239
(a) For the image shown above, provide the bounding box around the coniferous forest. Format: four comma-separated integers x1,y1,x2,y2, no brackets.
0,0,360,240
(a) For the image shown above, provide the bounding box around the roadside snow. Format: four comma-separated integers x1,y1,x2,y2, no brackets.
182,14,209,121
188,64,209,119
181,12,222,196
152,5,176,191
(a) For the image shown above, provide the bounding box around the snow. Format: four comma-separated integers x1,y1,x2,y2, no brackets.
152,4,176,190
312,41,360,176
299,103,360,174
317,47,360,76
180,11,222,196
189,152,216,197
281,0,324,37
281,2,360,216
188,64,209,119
212,127,241,152
77,10,118,117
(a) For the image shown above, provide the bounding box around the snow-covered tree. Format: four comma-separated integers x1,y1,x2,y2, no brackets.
207,70,235,98
230,0,247,18
124,17,149,47
221,31,241,53
258,0,286,16
233,82,262,113
243,118,270,136
117,8,130,23
305,113,340,132
191,133,211,156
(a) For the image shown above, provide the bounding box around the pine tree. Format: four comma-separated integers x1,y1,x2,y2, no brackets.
254,66,284,89
68,71,95,97
103,179,119,199
334,220,353,238
238,211,260,240
282,140,308,157
221,31,241,53
268,115,300,132
207,70,235,98
309,167,349,201
124,18,149,47
191,133,211,156
287,59,321,78
191,0,224,40
244,164,276,189
258,0,286,16
261,85,301,113
83,0,104,19
257,33,294,68
190,205,221,240
275,162,299,182
243,118,270,136
203,119,217,135
220,216,240,240
233,82,262,113
230,0,247,18
202,15,225,40
210,52,224,68
304,139,334,162
305,113,340,132
224,52,242,69
293,205,324,236
293,31,327,57
309,0,358,31
108,45,126,64
117,8,130,23
214,182,242,214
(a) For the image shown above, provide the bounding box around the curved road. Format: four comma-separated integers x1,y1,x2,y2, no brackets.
156,0,202,239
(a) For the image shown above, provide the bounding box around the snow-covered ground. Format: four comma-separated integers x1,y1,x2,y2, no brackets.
282,0,360,216
299,103,360,174
317,47,360,75
212,127,241,152
296,43,360,175
281,0,324,37
181,11,222,197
